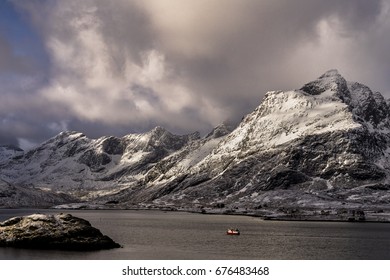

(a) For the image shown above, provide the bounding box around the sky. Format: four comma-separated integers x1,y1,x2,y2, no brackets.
1,0,390,150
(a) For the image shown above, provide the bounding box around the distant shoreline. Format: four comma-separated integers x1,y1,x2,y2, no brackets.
1,205,390,223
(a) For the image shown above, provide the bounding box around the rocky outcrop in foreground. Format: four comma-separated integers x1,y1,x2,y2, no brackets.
0,213,120,250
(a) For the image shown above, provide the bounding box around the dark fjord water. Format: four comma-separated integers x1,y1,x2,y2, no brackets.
0,209,389,260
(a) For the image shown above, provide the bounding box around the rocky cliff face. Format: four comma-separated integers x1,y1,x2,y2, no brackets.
1,70,390,214
113,70,390,211
0,127,200,202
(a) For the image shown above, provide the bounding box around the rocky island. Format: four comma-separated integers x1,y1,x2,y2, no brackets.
0,213,121,250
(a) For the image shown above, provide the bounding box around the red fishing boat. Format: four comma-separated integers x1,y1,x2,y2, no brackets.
226,228,240,235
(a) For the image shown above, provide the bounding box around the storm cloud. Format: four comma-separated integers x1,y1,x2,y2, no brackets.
2,0,390,149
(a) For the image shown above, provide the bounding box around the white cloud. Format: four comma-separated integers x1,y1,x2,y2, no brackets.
18,138,38,151
31,0,216,131
140,50,166,83
48,121,69,134
5,0,389,145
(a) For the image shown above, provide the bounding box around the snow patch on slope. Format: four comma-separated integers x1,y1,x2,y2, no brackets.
208,88,360,159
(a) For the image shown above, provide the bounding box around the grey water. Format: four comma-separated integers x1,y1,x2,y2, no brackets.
0,209,389,260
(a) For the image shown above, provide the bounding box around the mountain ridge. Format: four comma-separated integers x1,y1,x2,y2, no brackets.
1,70,390,221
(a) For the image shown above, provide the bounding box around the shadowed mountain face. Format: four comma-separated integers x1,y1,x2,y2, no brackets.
1,70,390,211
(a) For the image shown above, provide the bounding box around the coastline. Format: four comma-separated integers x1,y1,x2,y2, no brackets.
3,203,390,223
124,204,388,224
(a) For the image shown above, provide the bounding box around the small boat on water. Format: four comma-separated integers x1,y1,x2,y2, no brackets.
226,228,240,235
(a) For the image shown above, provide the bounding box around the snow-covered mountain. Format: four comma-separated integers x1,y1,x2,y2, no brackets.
107,70,390,213
1,70,390,219
0,127,200,200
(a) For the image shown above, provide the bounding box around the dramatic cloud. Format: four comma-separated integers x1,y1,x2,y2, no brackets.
2,0,390,149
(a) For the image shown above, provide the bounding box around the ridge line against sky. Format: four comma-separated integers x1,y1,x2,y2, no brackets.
1,0,390,150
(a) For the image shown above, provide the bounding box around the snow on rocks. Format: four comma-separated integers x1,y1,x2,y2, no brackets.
0,213,121,250
1,70,390,218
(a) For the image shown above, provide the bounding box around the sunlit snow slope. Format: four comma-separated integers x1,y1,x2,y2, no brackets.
1,70,390,211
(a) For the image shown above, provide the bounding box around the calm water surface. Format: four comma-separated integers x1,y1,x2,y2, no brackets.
0,209,389,260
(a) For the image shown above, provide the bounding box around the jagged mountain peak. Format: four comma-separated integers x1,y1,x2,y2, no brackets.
144,126,199,141
206,122,235,139
297,70,390,130
2,70,390,215
300,69,349,98
143,126,200,147
42,131,86,147
143,71,390,212
347,82,390,129
55,131,85,140
319,68,341,78
149,126,168,136
194,70,389,170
